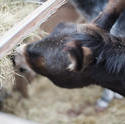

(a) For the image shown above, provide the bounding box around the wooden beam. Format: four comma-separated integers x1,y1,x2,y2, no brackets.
0,0,67,59
0,112,39,124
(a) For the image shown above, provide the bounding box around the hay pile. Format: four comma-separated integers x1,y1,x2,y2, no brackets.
0,0,41,99
0,56,14,91
2,77,125,124
0,0,39,37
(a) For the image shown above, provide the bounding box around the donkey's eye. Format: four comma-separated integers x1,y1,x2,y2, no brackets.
19,67,27,73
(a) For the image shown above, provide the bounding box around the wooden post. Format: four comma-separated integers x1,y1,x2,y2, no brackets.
0,0,67,59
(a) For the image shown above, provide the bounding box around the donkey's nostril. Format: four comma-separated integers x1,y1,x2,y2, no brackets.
26,43,41,58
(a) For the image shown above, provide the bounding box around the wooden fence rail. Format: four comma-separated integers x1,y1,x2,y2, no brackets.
0,0,67,59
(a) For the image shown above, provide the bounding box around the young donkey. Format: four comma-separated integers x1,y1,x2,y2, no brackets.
22,0,125,96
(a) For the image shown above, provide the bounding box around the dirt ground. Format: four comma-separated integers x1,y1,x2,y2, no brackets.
1,76,125,124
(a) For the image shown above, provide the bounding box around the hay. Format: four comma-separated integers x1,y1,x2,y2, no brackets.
0,56,15,91
0,0,39,37
23,29,48,43
2,76,125,124
2,77,101,123
2,77,125,124
0,0,42,99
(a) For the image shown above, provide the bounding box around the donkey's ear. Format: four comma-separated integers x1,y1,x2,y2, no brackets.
82,46,93,68
64,41,93,71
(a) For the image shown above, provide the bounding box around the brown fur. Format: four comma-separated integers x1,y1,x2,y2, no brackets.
82,47,93,68
13,46,36,97
19,0,125,96
93,0,125,31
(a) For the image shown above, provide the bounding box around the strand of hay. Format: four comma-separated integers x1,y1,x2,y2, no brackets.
0,56,15,92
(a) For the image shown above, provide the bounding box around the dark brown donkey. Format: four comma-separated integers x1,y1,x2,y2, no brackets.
21,0,125,96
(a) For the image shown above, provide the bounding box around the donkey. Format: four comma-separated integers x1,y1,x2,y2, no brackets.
19,0,125,96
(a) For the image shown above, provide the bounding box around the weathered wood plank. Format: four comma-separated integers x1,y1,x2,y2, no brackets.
0,0,67,58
